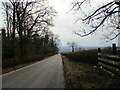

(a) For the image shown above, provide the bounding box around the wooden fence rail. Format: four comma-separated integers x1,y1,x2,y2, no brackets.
98,44,120,76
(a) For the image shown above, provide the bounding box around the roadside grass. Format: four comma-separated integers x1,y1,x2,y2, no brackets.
2,54,54,74
62,50,120,88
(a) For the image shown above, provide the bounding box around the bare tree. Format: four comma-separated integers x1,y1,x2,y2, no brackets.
2,1,17,58
2,0,57,58
67,42,78,52
70,0,120,41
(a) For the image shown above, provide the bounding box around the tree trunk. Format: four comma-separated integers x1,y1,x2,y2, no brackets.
12,3,16,58
72,46,74,53
19,37,24,59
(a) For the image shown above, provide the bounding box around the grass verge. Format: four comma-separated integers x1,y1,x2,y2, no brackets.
62,51,120,88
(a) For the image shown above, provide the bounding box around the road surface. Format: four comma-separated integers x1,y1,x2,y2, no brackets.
2,54,65,88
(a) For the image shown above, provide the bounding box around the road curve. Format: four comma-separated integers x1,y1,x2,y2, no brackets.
2,54,65,88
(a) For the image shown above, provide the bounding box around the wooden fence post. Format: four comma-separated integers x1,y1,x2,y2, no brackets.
98,48,101,66
98,48,101,53
98,48,101,58
112,43,117,55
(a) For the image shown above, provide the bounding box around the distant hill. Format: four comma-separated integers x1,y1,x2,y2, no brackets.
58,46,99,52
58,46,71,52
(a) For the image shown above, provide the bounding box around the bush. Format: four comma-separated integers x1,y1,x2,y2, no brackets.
2,54,54,68
2,59,20,68
101,47,120,55
62,50,98,65
101,47,112,54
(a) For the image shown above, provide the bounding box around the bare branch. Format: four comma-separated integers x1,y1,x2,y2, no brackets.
82,2,114,21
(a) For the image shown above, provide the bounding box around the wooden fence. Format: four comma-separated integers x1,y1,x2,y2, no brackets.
98,44,120,76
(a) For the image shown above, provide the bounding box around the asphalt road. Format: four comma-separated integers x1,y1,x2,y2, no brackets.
2,54,65,88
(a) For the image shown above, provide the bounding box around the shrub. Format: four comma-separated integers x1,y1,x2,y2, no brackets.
63,50,98,65
2,54,54,68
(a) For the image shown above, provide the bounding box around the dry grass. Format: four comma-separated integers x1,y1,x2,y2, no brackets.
62,55,120,88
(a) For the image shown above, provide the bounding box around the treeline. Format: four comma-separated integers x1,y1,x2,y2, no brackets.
2,0,60,67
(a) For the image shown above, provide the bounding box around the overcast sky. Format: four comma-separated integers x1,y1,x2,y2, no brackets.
47,0,118,47
0,0,118,47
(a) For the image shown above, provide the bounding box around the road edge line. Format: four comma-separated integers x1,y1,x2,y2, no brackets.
1,57,50,77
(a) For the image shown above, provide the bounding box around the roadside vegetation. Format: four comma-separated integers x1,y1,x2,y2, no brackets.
2,0,60,73
62,50,98,65
100,47,120,56
2,54,54,74
61,50,120,88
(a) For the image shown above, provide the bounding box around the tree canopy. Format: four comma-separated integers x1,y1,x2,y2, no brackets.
70,0,120,41
2,0,60,61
